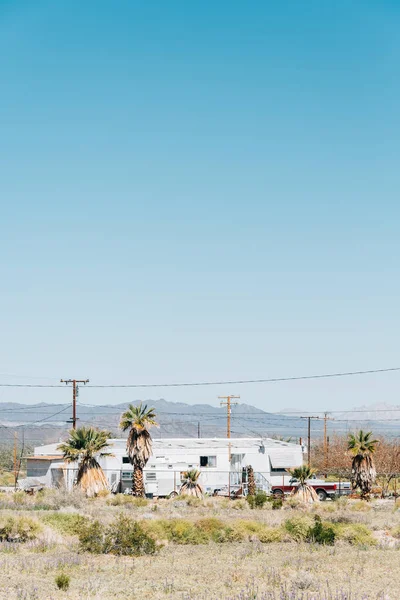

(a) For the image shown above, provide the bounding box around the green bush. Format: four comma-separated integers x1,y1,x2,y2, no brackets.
107,494,148,508
185,496,202,507
163,520,208,545
78,515,157,555
335,523,376,546
0,515,41,542
247,490,268,509
284,515,314,542
308,516,336,545
41,513,86,536
78,520,105,554
272,497,283,510
212,525,245,543
103,514,156,556
258,526,283,543
55,573,70,591
195,518,225,535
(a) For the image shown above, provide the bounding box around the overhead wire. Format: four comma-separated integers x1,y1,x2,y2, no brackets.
0,365,399,388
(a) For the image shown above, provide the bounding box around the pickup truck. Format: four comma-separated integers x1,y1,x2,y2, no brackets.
271,477,351,501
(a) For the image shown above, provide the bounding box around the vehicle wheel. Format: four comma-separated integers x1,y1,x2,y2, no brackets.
273,490,284,499
316,489,327,501
168,491,178,499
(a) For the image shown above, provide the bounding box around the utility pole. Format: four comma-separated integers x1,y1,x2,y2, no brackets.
197,421,201,439
61,379,89,429
323,412,334,477
219,395,240,438
219,395,240,495
300,416,322,468
13,432,18,491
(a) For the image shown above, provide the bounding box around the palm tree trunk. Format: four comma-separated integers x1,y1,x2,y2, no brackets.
247,465,256,496
132,467,145,497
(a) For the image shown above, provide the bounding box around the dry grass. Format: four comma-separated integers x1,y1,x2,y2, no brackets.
0,490,400,599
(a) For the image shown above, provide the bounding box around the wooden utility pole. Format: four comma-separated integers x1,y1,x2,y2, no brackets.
13,432,17,491
219,395,240,491
323,412,334,476
300,416,322,468
60,379,89,429
219,395,240,438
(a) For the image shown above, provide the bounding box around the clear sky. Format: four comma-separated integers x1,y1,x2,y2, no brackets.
1,1,399,412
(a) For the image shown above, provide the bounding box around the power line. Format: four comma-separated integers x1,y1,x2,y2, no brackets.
0,366,399,388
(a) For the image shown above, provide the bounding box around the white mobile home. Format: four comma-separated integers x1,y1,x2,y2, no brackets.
26,437,303,496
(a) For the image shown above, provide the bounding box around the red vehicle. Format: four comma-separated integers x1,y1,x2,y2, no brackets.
271,477,351,501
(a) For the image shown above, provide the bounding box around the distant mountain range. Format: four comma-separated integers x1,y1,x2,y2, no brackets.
0,400,399,447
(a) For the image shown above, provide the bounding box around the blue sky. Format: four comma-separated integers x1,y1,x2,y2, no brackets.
1,1,399,412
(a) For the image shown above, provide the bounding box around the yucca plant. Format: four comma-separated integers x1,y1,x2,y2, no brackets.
57,427,113,497
180,469,203,499
119,402,158,497
348,430,379,500
289,465,319,503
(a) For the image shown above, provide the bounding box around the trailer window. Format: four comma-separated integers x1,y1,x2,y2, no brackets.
121,472,132,480
146,472,157,481
200,456,216,468
122,457,130,464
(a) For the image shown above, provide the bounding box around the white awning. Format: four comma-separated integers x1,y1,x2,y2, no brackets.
269,449,300,469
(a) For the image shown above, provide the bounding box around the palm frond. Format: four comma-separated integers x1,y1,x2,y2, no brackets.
290,465,315,484
57,427,113,462
119,402,158,432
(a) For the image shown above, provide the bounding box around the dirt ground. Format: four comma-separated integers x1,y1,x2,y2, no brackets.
1,492,400,599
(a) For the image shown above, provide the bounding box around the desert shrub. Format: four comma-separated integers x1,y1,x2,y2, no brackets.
247,490,268,509
55,573,70,591
78,520,105,553
39,488,85,510
12,492,26,506
164,520,208,545
308,516,336,545
41,513,86,536
246,495,256,509
231,499,247,510
215,520,261,542
334,496,349,508
391,525,400,539
350,500,371,512
212,525,245,543
0,515,41,542
103,514,156,556
185,496,202,507
272,497,283,510
284,515,314,542
106,494,147,508
285,496,300,509
196,518,225,535
78,515,156,555
335,523,376,546
284,514,336,545
258,526,283,543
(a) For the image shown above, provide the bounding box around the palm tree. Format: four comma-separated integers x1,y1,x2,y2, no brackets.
119,402,158,497
180,469,203,498
247,465,256,496
57,427,113,498
347,430,379,499
289,465,319,503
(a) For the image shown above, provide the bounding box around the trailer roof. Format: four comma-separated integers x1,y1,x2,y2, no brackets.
33,437,300,457
114,437,298,450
